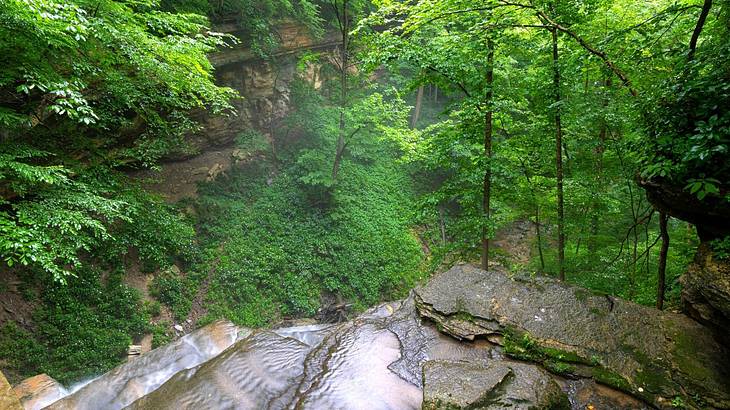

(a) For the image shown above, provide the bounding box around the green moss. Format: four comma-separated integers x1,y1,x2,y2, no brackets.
592,367,632,392
544,360,576,376
542,347,591,364
574,289,589,302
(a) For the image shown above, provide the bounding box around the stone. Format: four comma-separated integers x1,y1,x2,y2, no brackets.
415,264,730,409
205,163,225,182
12,374,66,410
681,242,730,339
0,370,22,410
422,360,568,410
173,324,183,332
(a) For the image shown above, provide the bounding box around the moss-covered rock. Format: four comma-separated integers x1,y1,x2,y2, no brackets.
415,264,730,409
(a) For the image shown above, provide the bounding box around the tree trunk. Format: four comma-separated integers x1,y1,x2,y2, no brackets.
535,204,545,272
481,38,495,271
410,85,424,128
688,0,713,61
439,204,447,245
331,0,349,183
657,212,670,310
589,77,611,254
552,27,566,281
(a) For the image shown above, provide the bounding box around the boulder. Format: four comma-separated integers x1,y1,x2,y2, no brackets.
0,370,22,410
415,264,730,409
682,242,730,338
422,360,568,410
11,374,66,410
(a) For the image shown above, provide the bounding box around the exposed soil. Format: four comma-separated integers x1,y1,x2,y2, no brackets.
0,271,37,332
129,147,237,203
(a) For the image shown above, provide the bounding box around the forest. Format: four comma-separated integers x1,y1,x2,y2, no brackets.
0,0,728,408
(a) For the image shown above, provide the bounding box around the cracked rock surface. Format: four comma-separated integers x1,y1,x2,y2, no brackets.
415,264,730,409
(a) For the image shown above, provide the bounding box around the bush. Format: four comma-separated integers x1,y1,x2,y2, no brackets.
0,267,149,385
150,267,194,322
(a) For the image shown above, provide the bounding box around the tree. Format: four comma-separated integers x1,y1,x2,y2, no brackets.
0,0,234,279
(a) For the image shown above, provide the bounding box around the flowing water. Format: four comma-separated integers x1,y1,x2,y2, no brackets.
25,295,649,410
38,298,494,410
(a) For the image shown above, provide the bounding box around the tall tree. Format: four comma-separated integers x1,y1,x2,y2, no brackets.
331,0,350,182
657,212,670,309
551,25,566,281
481,38,495,271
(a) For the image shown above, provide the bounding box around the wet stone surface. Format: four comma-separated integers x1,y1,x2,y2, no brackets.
16,265,726,410
415,264,730,409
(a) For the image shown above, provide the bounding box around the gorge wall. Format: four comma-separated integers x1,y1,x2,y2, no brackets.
133,21,338,202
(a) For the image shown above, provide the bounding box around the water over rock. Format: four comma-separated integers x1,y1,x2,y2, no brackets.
415,264,730,409
16,265,728,410
47,320,246,410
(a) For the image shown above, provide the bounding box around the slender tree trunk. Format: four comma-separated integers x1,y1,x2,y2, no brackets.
521,159,544,272
589,77,611,254
410,85,424,128
481,38,495,271
552,27,566,281
688,0,713,61
331,0,349,182
657,212,670,310
535,204,545,272
439,204,447,245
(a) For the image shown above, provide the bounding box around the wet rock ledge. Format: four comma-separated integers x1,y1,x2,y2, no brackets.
11,265,730,410
415,264,730,409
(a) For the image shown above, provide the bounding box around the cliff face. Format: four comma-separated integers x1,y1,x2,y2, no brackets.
190,20,336,152
132,21,336,201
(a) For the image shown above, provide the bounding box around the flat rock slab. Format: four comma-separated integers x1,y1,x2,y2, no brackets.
415,264,730,409
422,360,567,410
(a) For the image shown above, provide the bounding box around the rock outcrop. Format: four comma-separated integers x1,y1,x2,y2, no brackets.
415,264,730,409
641,178,730,339
682,242,730,340
15,266,727,410
0,370,22,410
422,361,568,410
11,374,65,410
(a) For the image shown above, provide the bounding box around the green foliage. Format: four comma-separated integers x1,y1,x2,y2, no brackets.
0,167,196,281
0,0,233,281
150,267,194,321
195,152,423,327
710,236,730,260
161,0,324,58
150,321,173,349
0,267,148,385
